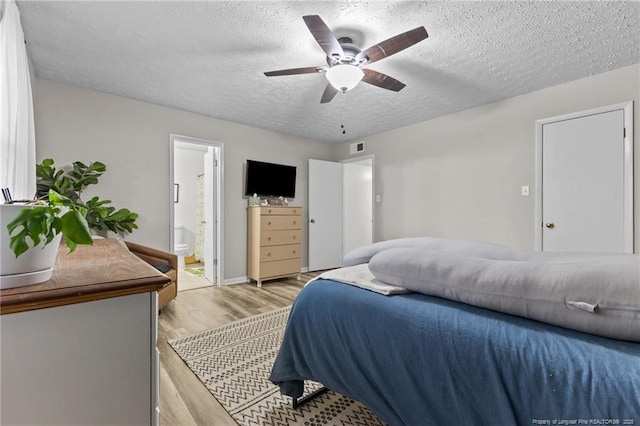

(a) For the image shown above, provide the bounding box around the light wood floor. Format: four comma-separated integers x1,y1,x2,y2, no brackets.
177,265,212,292
158,271,321,425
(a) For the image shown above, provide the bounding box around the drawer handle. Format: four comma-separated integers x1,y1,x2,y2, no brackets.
267,237,272,241
268,209,272,213
268,221,272,226
292,250,296,254
293,221,296,225
267,252,271,257
292,235,296,240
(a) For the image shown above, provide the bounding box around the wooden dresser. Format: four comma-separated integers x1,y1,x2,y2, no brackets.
247,206,302,287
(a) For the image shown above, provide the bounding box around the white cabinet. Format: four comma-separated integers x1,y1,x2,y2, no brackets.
0,239,165,425
0,292,159,425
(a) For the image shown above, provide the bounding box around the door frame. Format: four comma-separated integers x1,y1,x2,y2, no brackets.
169,134,224,284
203,147,217,284
340,154,375,246
534,101,634,252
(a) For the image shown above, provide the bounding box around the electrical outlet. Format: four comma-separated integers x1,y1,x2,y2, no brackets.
521,185,530,197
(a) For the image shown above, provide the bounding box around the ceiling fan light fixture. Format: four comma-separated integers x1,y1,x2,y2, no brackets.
326,64,364,92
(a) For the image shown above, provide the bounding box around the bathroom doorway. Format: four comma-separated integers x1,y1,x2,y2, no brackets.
169,135,224,291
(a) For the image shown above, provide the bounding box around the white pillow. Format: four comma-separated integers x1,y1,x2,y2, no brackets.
369,247,640,342
343,237,517,266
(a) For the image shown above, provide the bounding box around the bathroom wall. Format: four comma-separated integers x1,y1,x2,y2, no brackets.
174,146,205,254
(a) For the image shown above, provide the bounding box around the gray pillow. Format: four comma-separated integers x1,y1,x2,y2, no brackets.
368,247,640,342
343,237,517,266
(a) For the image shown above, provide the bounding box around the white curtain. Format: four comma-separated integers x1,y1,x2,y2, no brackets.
0,0,36,200
195,174,205,262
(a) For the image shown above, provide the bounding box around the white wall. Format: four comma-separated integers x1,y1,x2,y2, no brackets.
334,64,640,252
343,162,372,254
32,78,334,281
174,146,204,254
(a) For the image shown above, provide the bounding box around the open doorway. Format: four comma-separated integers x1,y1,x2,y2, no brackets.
170,135,224,291
307,155,374,271
342,156,373,254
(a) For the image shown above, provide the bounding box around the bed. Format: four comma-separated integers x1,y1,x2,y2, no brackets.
270,238,640,425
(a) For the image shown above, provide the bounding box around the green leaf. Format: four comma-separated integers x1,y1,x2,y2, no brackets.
65,238,78,253
80,176,99,186
7,207,31,235
92,197,111,207
51,215,63,235
6,205,62,257
48,189,74,207
108,208,132,222
90,161,106,172
25,214,44,247
9,229,30,257
60,210,93,246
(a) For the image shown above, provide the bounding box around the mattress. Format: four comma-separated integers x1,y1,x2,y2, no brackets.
270,279,640,425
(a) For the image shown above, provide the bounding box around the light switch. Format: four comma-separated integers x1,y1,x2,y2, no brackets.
375,195,381,203
521,185,530,197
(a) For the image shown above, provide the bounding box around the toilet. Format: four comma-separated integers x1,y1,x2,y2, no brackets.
174,227,190,270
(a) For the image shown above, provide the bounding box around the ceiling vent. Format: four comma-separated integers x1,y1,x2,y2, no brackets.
350,141,365,155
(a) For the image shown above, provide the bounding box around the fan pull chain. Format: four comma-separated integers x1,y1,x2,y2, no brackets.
340,93,347,135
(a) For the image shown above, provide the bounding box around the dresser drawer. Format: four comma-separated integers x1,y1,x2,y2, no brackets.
261,206,302,216
260,244,301,262
259,259,301,278
260,215,301,231
260,230,301,246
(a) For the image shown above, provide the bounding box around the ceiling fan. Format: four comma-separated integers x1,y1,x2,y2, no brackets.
264,15,428,103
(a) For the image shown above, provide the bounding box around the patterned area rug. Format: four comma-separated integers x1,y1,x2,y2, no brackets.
168,306,385,426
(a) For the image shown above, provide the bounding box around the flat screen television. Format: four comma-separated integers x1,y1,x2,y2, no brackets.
245,160,296,198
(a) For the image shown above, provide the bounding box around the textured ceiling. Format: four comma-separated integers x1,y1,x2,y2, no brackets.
16,1,640,144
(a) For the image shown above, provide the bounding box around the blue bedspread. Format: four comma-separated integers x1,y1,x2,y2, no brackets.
270,279,640,426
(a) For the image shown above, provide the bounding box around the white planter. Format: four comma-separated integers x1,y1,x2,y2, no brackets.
1,204,63,289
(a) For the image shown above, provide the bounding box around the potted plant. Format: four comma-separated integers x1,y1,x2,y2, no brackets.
1,159,138,289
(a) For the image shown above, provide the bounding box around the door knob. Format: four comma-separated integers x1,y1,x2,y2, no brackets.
310,219,316,223
545,222,555,229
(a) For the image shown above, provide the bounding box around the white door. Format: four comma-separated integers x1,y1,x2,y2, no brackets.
203,147,217,283
537,104,632,252
308,159,343,271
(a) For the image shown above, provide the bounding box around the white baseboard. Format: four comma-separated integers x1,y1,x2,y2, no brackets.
223,276,249,286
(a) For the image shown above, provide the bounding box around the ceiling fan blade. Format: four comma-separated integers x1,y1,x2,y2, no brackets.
264,66,325,77
362,69,406,92
320,83,338,103
357,26,428,64
303,15,344,58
